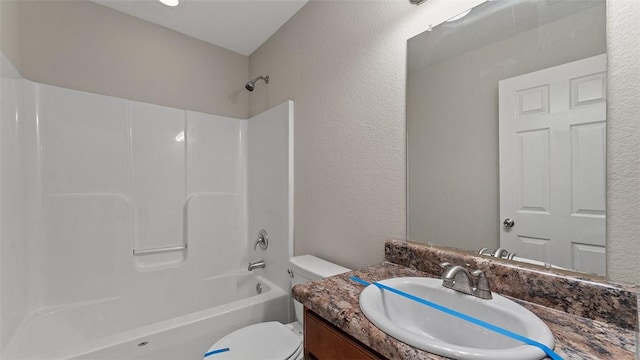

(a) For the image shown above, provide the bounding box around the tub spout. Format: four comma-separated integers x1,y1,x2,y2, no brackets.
248,260,265,271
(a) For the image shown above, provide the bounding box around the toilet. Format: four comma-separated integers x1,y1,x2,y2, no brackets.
203,255,350,360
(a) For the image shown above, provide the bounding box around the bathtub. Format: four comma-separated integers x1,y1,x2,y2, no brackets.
3,273,290,360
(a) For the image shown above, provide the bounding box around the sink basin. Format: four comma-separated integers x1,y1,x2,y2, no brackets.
359,277,554,360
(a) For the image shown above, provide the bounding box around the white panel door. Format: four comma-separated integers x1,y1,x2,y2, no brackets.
499,54,606,275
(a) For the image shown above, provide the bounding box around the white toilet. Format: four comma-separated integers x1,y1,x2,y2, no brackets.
203,255,350,360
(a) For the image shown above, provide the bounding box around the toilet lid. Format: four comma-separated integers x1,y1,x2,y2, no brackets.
204,322,302,360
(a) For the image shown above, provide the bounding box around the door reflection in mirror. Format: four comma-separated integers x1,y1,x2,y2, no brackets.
406,0,606,276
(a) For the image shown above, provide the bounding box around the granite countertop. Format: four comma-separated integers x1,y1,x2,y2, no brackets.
292,262,637,360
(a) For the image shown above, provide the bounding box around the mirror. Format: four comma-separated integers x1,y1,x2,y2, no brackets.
407,0,607,276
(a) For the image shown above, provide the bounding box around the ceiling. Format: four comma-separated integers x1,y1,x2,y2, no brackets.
91,0,309,56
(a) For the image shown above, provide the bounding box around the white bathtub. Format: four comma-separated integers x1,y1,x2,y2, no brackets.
3,273,290,360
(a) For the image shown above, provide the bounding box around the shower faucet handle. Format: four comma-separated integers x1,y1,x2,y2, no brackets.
254,229,269,251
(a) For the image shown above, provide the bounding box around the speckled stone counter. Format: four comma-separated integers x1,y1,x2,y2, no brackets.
385,239,638,331
292,262,637,359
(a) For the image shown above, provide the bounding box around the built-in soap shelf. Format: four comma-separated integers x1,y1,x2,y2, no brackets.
133,244,187,256
133,246,187,271
133,243,188,271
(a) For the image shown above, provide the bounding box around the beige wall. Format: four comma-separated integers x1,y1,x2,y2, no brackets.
248,0,483,269
0,1,249,118
250,0,640,285
0,1,20,70
607,0,640,285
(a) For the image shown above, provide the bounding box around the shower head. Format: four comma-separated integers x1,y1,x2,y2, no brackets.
245,75,269,92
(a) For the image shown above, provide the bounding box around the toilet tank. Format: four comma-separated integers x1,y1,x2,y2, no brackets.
289,255,350,323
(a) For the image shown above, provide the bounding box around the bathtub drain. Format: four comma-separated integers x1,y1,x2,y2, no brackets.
256,283,263,294
138,341,149,347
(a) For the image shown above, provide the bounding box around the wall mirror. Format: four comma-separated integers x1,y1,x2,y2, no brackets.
407,0,607,276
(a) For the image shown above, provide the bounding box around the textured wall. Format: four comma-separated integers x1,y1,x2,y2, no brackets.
251,0,640,283
0,1,249,118
0,1,20,67
607,0,640,285
249,0,483,269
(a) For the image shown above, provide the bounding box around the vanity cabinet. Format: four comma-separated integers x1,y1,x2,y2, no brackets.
304,308,384,360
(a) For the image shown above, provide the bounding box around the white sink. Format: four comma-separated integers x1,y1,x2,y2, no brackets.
359,277,554,360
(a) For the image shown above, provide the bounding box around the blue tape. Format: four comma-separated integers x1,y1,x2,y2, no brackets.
350,276,562,360
204,347,230,358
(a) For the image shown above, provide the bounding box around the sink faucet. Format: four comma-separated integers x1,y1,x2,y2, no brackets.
493,248,509,258
493,247,517,260
440,262,492,299
248,260,265,271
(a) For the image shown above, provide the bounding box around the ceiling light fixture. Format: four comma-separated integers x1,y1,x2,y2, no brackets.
158,0,180,7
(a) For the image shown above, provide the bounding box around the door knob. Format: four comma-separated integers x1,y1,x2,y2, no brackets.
503,218,515,228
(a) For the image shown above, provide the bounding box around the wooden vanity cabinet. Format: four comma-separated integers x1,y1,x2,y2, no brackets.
304,308,385,360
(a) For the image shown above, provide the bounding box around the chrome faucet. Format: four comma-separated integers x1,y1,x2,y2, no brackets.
493,248,517,260
478,247,517,260
254,229,269,251
493,247,509,258
248,260,265,271
440,262,492,299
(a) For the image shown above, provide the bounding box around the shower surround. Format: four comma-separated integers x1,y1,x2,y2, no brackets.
0,57,294,359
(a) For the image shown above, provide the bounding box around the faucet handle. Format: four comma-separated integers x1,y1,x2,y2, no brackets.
470,269,492,299
254,229,269,251
439,262,452,279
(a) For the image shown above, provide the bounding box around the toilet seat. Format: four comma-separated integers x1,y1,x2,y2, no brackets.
287,343,303,360
203,322,302,360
